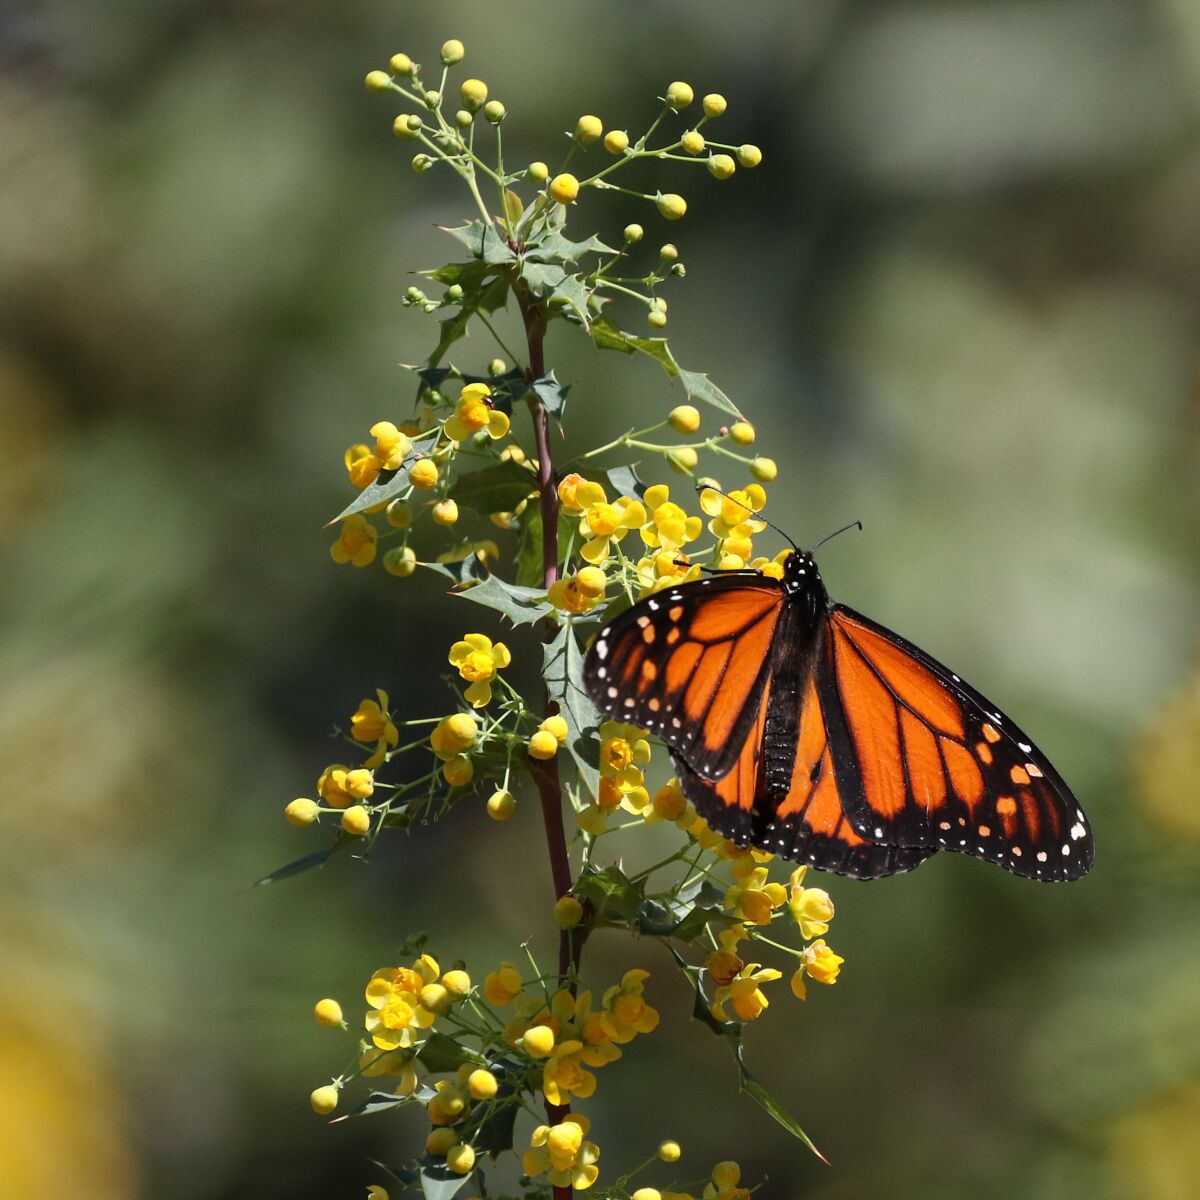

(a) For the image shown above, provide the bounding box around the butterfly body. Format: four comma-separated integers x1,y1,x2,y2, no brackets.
583,548,1094,882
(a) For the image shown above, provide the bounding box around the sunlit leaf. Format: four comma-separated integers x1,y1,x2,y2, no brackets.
531,372,569,421
420,1165,474,1200
457,575,553,626
590,318,679,377
527,231,617,262
576,864,645,921
735,1043,827,1162
520,261,568,296
679,368,742,419
438,221,515,264
447,460,537,515
254,844,340,886
550,273,592,326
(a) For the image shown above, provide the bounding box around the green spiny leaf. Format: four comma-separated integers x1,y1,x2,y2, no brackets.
550,274,592,326
589,317,679,377
527,231,617,262
543,622,602,795
447,460,537,515
438,221,515,265
520,261,568,296
420,1165,475,1200
575,864,645,921
530,371,569,421
457,575,554,627
429,276,510,365
735,1043,828,1162
679,368,742,419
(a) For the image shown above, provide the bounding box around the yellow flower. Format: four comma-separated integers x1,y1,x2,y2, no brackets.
330,514,378,567
704,1160,748,1200
442,755,473,787
705,925,746,987
648,777,686,822
522,1115,600,1191
604,129,629,154
707,154,736,181
787,866,835,939
431,713,479,759
749,549,790,581
711,962,782,1023
728,420,754,445
445,382,510,442
449,633,511,707
681,130,706,155
314,998,343,1027
703,93,727,117
656,192,687,220
341,805,371,836
409,458,438,489
723,866,786,926
558,472,588,511
554,895,584,928
542,1040,597,1105
549,173,580,204
639,484,703,554
699,484,767,540
791,939,845,999
600,969,659,1043
364,957,441,1050
359,1046,418,1089
317,763,373,809
597,721,652,813
369,421,412,469
548,566,607,613
482,962,523,1006
367,1186,390,1200
486,789,516,820
310,1084,339,1114
350,689,399,751
575,115,603,143
736,144,763,168
345,442,379,489
574,481,646,564
668,405,701,433
636,551,702,595
285,797,319,826
528,729,560,760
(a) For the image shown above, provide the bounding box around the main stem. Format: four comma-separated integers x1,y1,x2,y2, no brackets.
516,281,581,1200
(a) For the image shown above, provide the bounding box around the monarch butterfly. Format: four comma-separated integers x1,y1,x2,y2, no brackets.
582,512,1095,881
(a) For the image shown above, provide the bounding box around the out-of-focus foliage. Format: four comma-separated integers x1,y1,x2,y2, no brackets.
1,2,1197,1198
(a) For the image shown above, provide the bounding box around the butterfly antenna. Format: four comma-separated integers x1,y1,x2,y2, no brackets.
693,482,799,550
811,520,863,552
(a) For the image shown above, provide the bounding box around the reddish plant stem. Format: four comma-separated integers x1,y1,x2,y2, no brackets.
516,282,580,1199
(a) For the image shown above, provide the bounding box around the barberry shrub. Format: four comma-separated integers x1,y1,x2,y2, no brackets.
273,37,841,1200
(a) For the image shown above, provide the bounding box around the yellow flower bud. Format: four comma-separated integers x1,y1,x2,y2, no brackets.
487,789,516,820
285,798,319,827
656,192,687,221
575,566,607,597
554,895,584,929
659,243,679,262
441,39,465,65
383,546,417,577
460,78,488,110
712,1161,741,1189
624,222,643,243
707,153,736,180
549,173,580,204
420,983,451,1014
426,1127,460,1157
386,498,412,528
657,1139,682,1162
522,1024,555,1058
365,70,391,92
488,357,507,375
736,143,763,168
442,969,472,998
411,154,434,173
633,1190,662,1200
665,81,694,110
393,114,422,140
433,498,459,526
313,998,343,1027
423,90,441,109
528,161,549,182
667,447,699,473
528,730,560,760
409,459,438,489
604,129,629,154
729,421,755,445
467,1068,498,1100
443,755,474,787
750,456,778,482
575,115,603,144
455,109,473,128
680,130,705,155
341,805,371,836
483,100,506,124
389,53,413,76
703,93,727,117
446,1144,475,1175
648,310,667,330
310,1084,339,1114
669,404,701,434
540,715,569,744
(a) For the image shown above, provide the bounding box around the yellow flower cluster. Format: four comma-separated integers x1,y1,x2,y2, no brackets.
523,1114,600,1191
578,722,653,833
562,477,647,565
699,484,767,568
345,421,413,489
444,382,510,443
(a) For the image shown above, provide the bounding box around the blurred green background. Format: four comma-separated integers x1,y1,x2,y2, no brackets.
3,1,1199,1197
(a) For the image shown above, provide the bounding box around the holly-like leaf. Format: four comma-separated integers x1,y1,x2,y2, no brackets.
457,575,553,626
603,463,647,500
550,274,592,326
543,622,601,794
679,368,742,419
590,318,679,377
438,221,515,265
527,231,617,263
575,864,645,922
447,460,537,515
735,1044,827,1162
520,261,568,297
367,1160,421,1187
427,260,493,289
337,1089,431,1119
253,845,337,887
429,276,510,365
530,372,569,421
420,1165,475,1200
417,1032,483,1073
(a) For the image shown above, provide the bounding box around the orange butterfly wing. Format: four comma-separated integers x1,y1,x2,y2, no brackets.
584,574,785,780
675,669,936,879
819,607,1095,881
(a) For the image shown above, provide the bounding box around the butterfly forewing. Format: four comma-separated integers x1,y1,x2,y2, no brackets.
583,574,785,780
820,606,1095,881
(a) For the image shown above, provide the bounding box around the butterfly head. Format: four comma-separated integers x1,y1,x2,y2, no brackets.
781,548,824,596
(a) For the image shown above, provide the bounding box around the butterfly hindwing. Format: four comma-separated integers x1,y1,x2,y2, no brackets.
583,573,785,780
819,606,1095,881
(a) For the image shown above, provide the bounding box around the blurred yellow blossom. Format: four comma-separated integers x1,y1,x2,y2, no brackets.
705,925,746,987
449,633,511,707
317,763,372,809
523,1115,600,1191
788,865,835,939
330,515,378,567
557,472,587,511
483,963,523,1006
364,958,441,1050
600,969,659,1042
711,962,781,1023
445,382,510,442
791,939,845,999
723,866,786,925
350,689,399,750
